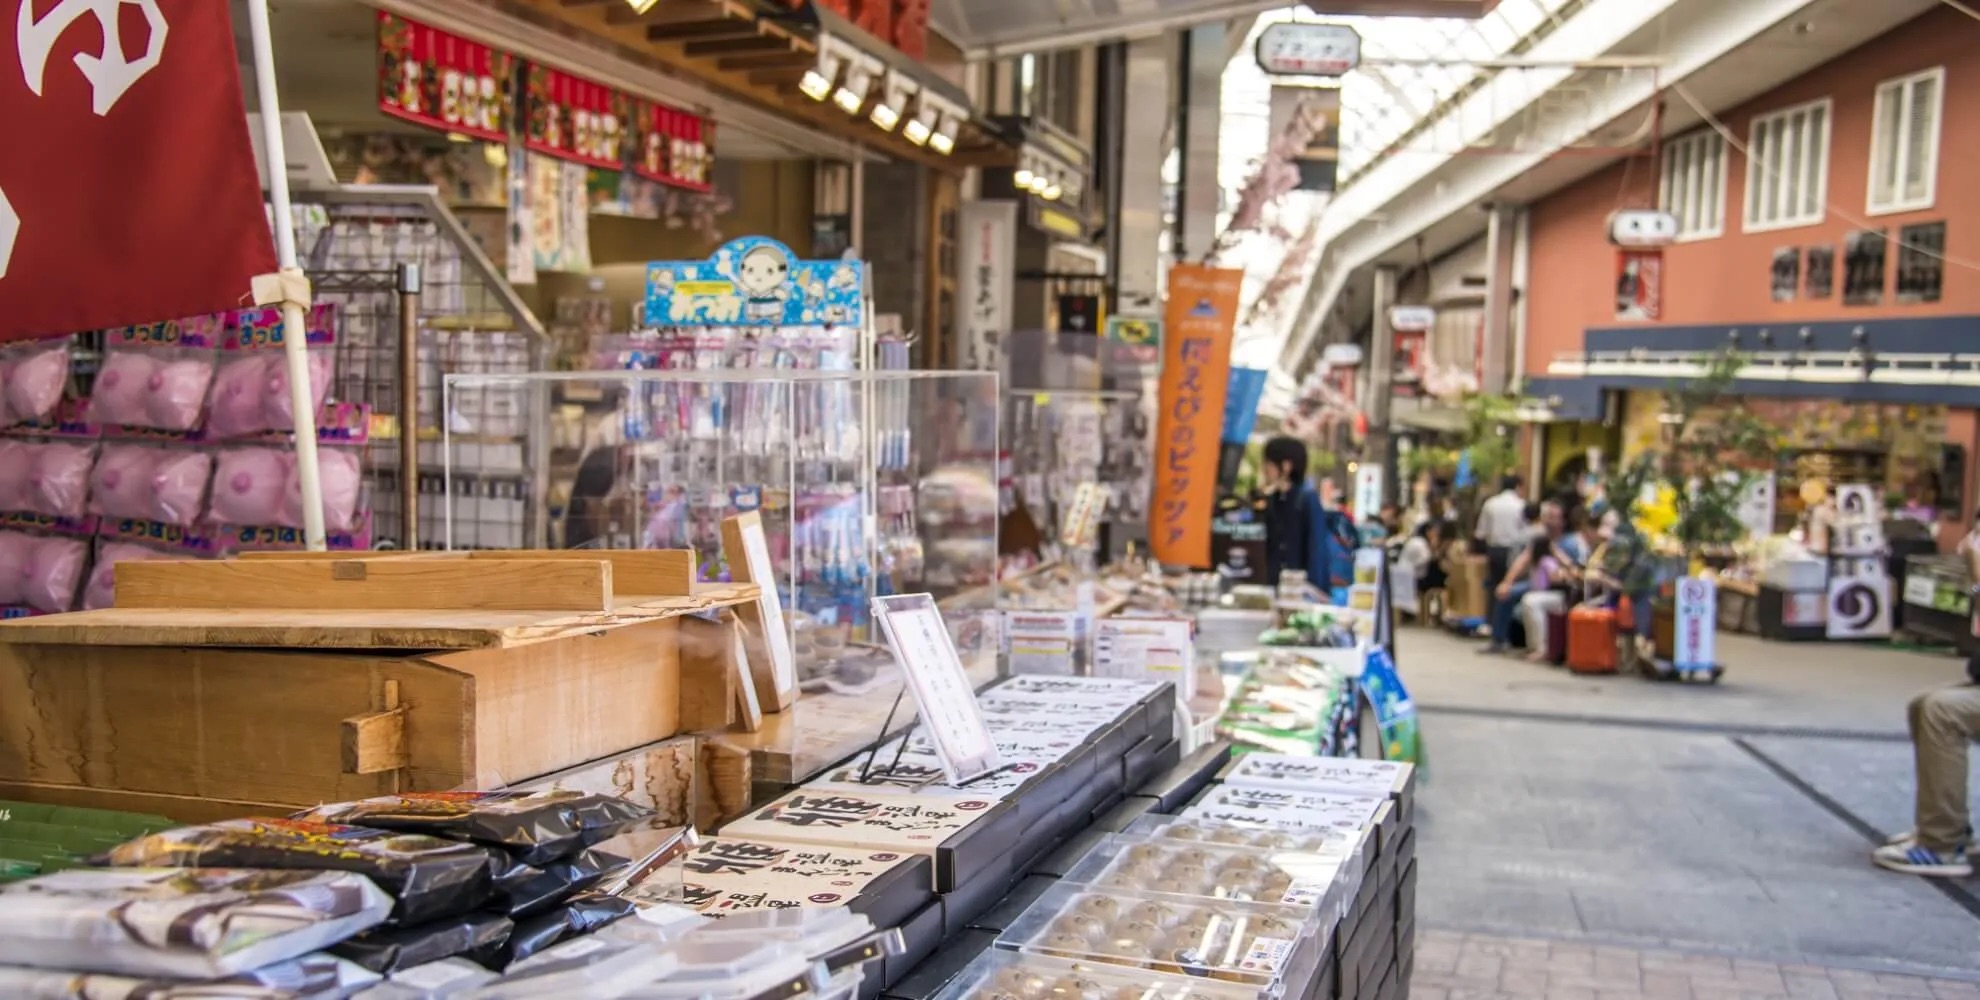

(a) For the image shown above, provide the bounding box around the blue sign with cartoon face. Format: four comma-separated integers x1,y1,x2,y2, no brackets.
644,237,866,328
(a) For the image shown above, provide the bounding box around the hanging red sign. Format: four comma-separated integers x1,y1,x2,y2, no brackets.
0,0,277,342
376,12,514,142
524,64,631,170
634,101,716,192
1616,248,1663,321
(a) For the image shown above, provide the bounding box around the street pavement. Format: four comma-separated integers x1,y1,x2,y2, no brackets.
1396,627,1980,992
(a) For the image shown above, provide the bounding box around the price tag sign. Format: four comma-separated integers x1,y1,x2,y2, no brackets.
1091,617,1196,701
1006,610,1078,676
873,594,1004,785
722,511,797,711
1060,481,1107,548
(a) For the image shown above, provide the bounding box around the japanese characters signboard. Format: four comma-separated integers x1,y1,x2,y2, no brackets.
1255,22,1361,77
376,12,513,143
1152,265,1242,568
957,201,1017,372
872,593,1003,785
524,63,630,170
634,100,715,192
2,0,278,342
644,237,865,327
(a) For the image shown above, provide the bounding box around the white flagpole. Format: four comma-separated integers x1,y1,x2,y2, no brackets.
242,0,327,551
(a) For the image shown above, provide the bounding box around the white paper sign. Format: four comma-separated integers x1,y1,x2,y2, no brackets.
1006,610,1078,676
738,516,797,697
873,594,1004,784
1091,617,1195,701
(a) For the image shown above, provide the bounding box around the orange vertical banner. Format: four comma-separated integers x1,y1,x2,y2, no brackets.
1151,264,1243,568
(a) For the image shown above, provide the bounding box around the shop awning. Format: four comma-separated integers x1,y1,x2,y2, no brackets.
931,0,1501,59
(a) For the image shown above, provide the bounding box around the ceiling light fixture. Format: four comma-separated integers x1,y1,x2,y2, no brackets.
1014,167,1035,189
622,0,663,13
870,72,915,133
901,96,937,145
928,114,956,154
799,40,847,102
833,53,883,115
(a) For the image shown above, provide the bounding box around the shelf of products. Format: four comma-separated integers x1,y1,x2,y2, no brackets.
1902,553,1972,649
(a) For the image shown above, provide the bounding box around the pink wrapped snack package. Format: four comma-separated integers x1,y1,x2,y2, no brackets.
88,351,162,428
26,442,94,519
4,344,70,427
84,541,174,611
90,445,162,521
21,535,86,612
264,350,335,430
0,531,33,605
206,354,272,439
283,447,362,531
209,448,291,526
152,451,213,526
145,358,216,430
0,439,29,512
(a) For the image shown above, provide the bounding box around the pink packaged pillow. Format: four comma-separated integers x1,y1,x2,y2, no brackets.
264,351,335,430
0,531,33,605
89,351,161,428
6,346,69,426
21,535,86,612
0,439,29,512
284,447,362,531
209,448,290,526
84,541,172,611
145,358,215,431
27,442,94,519
90,445,161,520
206,354,272,439
152,451,213,526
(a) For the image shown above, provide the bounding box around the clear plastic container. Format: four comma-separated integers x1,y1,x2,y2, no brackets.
682,907,884,971
932,947,1262,1000
1183,785,1385,834
1122,814,1367,854
623,950,825,1000
996,882,1322,994
1060,834,1360,924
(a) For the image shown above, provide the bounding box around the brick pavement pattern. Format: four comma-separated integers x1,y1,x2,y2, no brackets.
1410,930,1980,1000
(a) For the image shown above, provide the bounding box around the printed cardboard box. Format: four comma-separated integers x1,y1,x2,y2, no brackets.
675,837,933,931
721,789,1024,891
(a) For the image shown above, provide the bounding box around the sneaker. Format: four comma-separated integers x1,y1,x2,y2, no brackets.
1872,842,1973,878
1886,830,1915,847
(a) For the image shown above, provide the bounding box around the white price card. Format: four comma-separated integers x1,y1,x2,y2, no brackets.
873,593,1005,785
1005,610,1078,676
1091,617,1196,700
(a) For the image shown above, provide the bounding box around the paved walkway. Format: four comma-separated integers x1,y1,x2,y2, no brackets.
1397,627,1980,983
1413,930,1980,999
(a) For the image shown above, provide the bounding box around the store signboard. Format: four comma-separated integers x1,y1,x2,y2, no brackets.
635,102,715,192
524,64,631,171
1222,368,1270,445
1353,464,1384,520
1152,265,1242,569
376,12,514,143
957,202,1017,372
645,237,864,327
1103,315,1161,367
1255,23,1362,77
1672,577,1716,669
873,594,1004,784
1,0,277,341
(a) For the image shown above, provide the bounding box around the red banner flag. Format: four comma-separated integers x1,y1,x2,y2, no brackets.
1151,264,1242,569
0,0,277,343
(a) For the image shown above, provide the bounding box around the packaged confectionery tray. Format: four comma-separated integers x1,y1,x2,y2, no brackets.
1121,814,1369,855
995,882,1323,994
932,949,1262,1000
1058,834,1361,925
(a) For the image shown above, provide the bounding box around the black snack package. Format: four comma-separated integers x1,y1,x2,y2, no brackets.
331,911,514,974
98,818,499,925
486,892,638,969
489,848,621,918
292,792,653,866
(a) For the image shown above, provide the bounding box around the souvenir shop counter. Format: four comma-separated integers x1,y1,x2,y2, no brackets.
697,674,1420,1000
0,551,760,823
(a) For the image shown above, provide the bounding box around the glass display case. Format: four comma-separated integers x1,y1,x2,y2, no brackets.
1902,553,1972,648
441,369,1002,744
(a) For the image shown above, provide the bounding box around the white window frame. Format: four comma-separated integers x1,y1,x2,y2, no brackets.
1866,66,1945,216
1658,129,1728,241
1741,97,1832,234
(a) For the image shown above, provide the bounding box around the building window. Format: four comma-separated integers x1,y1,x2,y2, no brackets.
1742,98,1830,232
1658,130,1727,240
1868,67,1943,215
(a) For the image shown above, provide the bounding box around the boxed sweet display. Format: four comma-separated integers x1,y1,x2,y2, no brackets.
1181,785,1385,837
1059,836,1359,918
1218,754,1415,817
931,948,1261,1000
673,838,934,931
997,882,1322,995
720,790,1024,892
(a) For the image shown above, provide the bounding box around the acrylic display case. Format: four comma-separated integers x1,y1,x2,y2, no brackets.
932,949,1260,1000
442,369,1002,784
1057,834,1361,924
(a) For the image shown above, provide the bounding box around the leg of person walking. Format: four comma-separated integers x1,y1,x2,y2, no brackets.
1874,685,1979,877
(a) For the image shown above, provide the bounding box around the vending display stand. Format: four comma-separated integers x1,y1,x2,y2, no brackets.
0,550,755,823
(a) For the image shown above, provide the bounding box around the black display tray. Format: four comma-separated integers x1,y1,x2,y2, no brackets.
883,900,947,989
965,874,1058,934
878,928,996,1000
1133,739,1233,812
1090,795,1157,833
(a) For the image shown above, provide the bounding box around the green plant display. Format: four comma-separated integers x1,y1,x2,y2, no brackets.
1650,351,1777,557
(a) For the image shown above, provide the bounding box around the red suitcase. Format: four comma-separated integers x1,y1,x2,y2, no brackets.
1566,605,1618,674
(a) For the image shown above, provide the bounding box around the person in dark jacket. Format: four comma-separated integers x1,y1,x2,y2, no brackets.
1258,436,1353,594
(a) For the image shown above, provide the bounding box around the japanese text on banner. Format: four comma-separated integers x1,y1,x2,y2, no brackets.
1151,265,1242,568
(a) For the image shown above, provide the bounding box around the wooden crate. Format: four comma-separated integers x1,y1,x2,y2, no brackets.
0,552,755,823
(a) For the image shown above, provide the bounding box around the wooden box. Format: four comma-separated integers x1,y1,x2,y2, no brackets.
0,551,757,823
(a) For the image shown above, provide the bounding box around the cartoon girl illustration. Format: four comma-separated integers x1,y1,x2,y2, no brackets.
734,244,794,322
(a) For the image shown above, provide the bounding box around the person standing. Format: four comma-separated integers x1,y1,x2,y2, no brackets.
1475,474,1528,590
1258,436,1351,595
1873,516,1980,877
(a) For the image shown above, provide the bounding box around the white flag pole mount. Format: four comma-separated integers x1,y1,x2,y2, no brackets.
243,0,326,552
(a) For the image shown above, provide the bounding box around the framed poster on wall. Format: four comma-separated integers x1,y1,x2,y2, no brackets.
1896,222,1946,304
1843,229,1887,306
1805,246,1835,299
1615,249,1662,321
1770,247,1799,302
